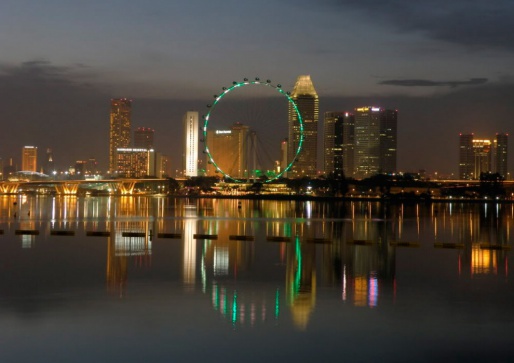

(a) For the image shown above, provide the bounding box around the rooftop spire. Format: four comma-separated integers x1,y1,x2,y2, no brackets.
291,75,318,97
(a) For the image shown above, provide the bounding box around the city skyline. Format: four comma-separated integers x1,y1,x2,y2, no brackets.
1,1,514,175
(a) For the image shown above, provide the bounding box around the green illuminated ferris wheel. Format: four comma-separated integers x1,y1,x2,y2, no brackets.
202,78,304,183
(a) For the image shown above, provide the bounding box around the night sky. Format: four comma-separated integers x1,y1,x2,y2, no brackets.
1,0,514,176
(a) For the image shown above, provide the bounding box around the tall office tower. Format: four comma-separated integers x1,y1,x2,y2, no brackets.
183,111,199,177
134,127,154,149
353,107,397,179
288,75,319,177
494,133,508,178
379,109,398,174
341,112,355,178
22,146,37,172
109,98,132,173
459,134,474,179
472,139,492,178
354,107,381,179
323,112,346,175
205,123,249,179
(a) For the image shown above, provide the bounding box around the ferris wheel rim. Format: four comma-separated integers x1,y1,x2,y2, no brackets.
202,78,304,183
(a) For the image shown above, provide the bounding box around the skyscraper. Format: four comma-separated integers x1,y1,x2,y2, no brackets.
134,127,154,149
22,146,37,172
323,111,345,175
288,75,319,177
472,139,492,178
459,133,474,179
109,98,132,173
324,111,355,179
183,111,199,177
205,123,249,179
353,107,397,179
494,133,508,179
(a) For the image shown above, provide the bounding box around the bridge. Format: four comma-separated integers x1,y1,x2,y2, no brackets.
0,179,168,195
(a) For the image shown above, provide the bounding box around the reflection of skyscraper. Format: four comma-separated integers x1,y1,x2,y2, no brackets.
183,111,199,177
183,208,197,289
134,127,154,149
109,98,132,173
22,146,37,172
286,238,316,330
288,75,319,177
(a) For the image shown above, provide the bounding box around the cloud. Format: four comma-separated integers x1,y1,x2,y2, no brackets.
0,60,111,169
317,0,514,51
378,78,488,88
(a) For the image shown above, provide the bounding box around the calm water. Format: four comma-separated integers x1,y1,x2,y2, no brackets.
0,195,513,362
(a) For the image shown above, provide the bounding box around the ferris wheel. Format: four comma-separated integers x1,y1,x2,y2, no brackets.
202,78,304,183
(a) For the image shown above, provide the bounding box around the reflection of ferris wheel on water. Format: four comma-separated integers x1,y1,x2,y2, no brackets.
202,78,304,183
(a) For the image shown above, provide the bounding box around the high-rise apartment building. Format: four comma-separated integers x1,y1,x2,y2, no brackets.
205,123,249,179
493,133,508,178
134,127,154,149
109,98,132,173
22,146,37,172
288,75,319,177
183,111,199,177
353,107,397,179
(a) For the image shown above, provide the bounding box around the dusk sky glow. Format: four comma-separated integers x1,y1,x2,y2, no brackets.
1,0,514,175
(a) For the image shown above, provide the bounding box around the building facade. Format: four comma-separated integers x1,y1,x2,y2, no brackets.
183,111,199,177
459,133,474,179
22,146,37,172
109,98,132,173
323,112,345,176
288,75,319,177
115,148,155,178
134,127,154,149
472,139,492,178
205,123,249,179
459,133,508,180
494,133,508,179
379,109,398,174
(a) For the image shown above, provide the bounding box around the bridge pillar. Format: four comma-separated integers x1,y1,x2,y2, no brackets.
119,181,137,195
55,182,80,195
0,182,19,194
